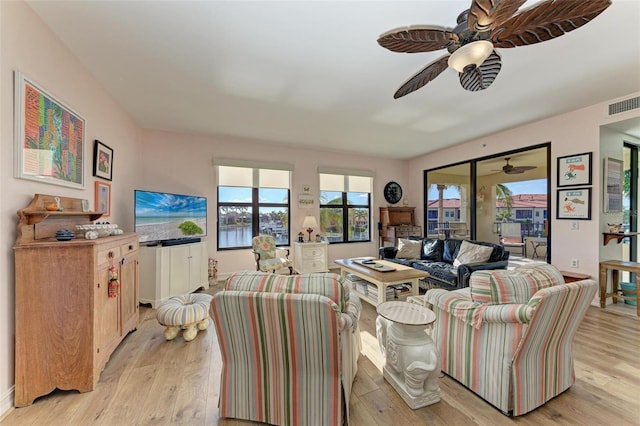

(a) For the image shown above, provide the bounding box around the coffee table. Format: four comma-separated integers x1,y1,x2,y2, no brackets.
335,258,428,306
376,301,440,409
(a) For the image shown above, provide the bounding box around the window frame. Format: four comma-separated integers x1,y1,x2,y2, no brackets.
319,190,372,244
216,165,291,250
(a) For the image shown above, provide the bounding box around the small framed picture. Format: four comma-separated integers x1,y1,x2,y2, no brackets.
557,152,592,187
95,181,111,216
603,157,623,213
298,194,314,209
557,188,591,220
93,139,113,181
81,199,90,212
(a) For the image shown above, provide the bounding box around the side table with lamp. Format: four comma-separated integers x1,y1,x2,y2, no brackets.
294,215,328,273
302,215,318,242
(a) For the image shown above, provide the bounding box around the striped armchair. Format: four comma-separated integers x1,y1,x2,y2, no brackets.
409,263,597,416
211,271,362,425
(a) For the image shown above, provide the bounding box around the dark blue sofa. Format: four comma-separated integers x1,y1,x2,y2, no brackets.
379,238,509,291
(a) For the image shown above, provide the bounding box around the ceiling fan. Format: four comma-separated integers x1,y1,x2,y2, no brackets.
378,0,612,98
493,157,537,174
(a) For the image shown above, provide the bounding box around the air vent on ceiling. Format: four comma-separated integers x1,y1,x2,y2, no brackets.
608,96,640,116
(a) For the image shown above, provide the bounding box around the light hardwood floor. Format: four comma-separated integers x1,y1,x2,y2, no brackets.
1,290,638,426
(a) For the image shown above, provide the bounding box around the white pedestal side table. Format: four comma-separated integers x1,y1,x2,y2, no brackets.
376,301,440,409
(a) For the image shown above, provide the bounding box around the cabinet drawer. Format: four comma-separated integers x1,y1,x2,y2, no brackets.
306,260,324,269
121,240,139,255
300,259,326,273
396,230,409,238
97,246,121,266
301,247,324,259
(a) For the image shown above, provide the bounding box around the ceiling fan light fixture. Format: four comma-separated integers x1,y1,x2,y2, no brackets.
447,40,493,73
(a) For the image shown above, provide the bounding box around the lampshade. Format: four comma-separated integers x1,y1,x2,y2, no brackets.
447,40,493,73
302,215,318,228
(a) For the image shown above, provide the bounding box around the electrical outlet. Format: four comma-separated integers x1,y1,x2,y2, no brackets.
570,259,579,268
571,221,579,230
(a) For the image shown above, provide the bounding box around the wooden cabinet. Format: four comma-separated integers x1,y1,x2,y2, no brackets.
380,207,421,247
139,241,208,308
293,242,329,273
14,195,139,406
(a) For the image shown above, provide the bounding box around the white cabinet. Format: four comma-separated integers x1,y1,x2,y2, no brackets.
294,242,329,273
139,241,208,308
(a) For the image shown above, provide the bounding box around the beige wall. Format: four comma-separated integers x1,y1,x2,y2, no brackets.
408,97,640,280
139,129,409,274
0,1,142,413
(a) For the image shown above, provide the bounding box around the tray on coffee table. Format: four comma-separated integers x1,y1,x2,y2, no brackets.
352,258,396,272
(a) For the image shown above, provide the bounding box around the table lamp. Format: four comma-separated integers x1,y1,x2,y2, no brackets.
302,215,318,242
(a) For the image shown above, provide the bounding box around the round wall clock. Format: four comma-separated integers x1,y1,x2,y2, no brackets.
384,181,403,204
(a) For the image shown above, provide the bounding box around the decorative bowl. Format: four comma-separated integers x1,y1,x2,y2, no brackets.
55,229,75,241
76,224,119,238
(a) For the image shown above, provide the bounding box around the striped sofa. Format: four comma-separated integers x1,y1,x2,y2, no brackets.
211,271,362,426
409,263,597,416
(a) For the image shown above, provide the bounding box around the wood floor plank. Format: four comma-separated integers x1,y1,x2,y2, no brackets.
3,290,639,426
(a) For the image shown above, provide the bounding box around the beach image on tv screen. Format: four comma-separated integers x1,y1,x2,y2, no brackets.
135,191,207,242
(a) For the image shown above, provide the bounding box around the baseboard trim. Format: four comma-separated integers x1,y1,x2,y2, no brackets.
0,386,15,421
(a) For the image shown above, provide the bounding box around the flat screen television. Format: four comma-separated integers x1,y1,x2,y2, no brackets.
134,190,207,244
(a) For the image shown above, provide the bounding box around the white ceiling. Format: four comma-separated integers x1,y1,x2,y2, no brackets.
27,0,640,160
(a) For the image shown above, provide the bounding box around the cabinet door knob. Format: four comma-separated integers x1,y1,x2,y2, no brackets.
129,245,134,250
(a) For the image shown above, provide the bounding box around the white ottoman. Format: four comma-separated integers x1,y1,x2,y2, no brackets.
156,293,213,341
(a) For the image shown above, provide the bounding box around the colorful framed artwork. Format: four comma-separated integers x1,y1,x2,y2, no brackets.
93,140,113,181
14,71,85,189
557,152,592,187
95,181,111,216
603,157,623,213
557,188,591,220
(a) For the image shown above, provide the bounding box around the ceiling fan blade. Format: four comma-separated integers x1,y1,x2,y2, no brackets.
467,0,526,33
459,50,501,92
513,166,537,172
505,168,526,174
378,25,458,53
492,0,611,48
394,55,450,99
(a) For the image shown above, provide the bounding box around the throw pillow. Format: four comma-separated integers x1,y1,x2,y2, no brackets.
396,238,422,259
452,240,493,267
421,239,443,261
470,263,563,305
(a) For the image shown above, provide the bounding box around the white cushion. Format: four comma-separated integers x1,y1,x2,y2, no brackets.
453,240,493,267
396,238,422,259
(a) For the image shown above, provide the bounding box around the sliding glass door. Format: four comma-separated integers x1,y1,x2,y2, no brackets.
424,144,550,261
623,142,638,264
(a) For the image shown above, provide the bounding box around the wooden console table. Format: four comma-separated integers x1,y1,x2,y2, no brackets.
598,260,639,316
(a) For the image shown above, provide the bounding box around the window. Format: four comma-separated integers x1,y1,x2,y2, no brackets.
516,210,533,220
216,163,291,249
319,170,373,243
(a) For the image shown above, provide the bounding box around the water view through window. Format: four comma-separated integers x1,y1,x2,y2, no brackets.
218,186,289,248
